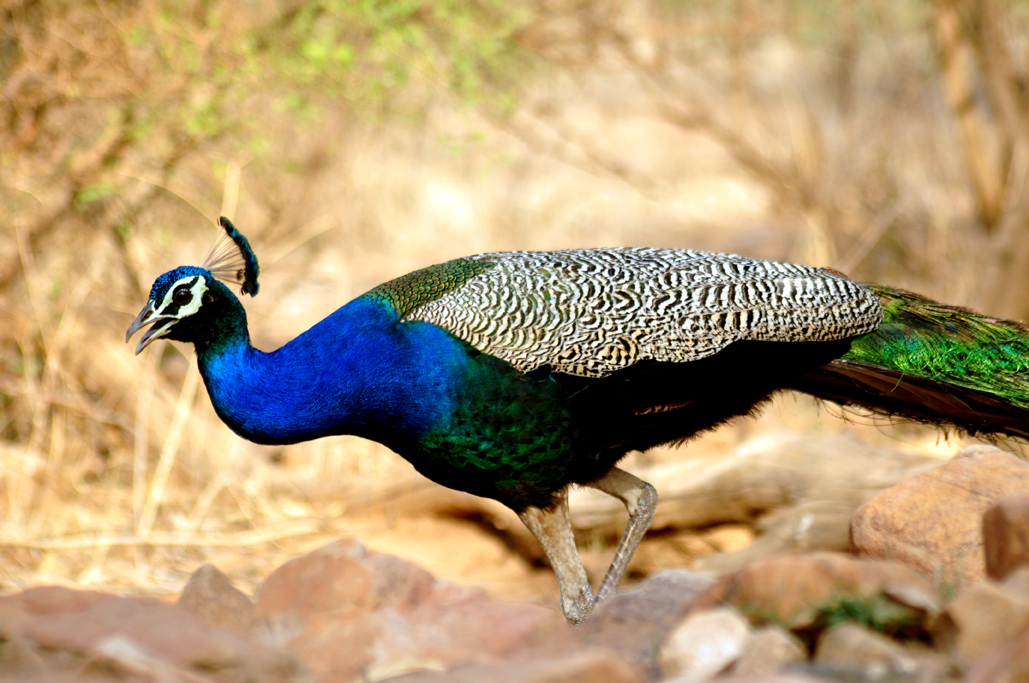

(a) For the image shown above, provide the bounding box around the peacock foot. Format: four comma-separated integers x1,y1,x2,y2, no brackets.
562,582,596,626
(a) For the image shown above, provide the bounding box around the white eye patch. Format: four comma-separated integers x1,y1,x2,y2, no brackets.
158,275,209,318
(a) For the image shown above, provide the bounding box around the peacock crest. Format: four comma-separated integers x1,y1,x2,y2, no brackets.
201,216,260,297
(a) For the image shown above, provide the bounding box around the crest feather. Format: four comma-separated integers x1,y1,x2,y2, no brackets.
201,217,260,296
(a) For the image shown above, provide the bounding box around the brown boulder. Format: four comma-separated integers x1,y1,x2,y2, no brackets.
933,568,1029,662
851,445,1029,589
692,551,939,633
176,563,254,639
731,626,807,676
252,538,576,683
677,675,833,683
966,625,1029,683
576,569,714,676
984,496,1029,581
0,585,300,682
659,607,752,681
379,652,642,683
814,622,919,675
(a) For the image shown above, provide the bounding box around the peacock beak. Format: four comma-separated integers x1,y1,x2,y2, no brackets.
125,303,177,355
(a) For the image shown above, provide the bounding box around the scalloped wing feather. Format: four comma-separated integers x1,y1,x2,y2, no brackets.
405,248,884,378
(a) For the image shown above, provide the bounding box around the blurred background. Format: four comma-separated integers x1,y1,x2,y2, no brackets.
2,0,1029,604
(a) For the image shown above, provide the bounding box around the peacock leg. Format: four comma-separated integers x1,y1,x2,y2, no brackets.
518,491,595,626
587,467,658,604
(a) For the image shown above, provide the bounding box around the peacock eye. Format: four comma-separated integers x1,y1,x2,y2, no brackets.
173,288,193,306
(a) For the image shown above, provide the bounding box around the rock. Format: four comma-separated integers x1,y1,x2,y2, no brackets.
380,652,642,683
851,445,1029,590
0,585,300,682
0,634,49,678
732,626,807,676
176,563,254,639
692,551,939,634
966,625,1029,683
814,623,919,676
984,496,1029,581
659,607,752,682
932,567,1029,662
576,569,715,676
671,674,832,683
697,500,858,577
252,538,575,683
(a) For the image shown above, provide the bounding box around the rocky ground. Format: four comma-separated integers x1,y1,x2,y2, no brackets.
1,444,1028,683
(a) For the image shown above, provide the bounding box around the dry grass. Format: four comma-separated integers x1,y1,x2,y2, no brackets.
1,1,1025,605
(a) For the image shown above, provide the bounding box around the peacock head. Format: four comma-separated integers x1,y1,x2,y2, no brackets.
126,217,260,355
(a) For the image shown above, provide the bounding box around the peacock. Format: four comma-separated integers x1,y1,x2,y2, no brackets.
127,217,1029,625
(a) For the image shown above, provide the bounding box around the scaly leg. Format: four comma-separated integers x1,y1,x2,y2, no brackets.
518,491,595,626
587,467,658,604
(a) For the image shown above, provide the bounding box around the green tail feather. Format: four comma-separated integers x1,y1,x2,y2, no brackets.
846,285,1029,408
790,284,1029,440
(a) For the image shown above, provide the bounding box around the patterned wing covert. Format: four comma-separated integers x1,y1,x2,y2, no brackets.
403,248,884,378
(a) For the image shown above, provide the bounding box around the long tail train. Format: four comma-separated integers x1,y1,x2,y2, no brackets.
792,284,1029,441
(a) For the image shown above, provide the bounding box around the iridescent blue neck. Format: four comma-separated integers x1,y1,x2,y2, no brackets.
195,297,462,446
